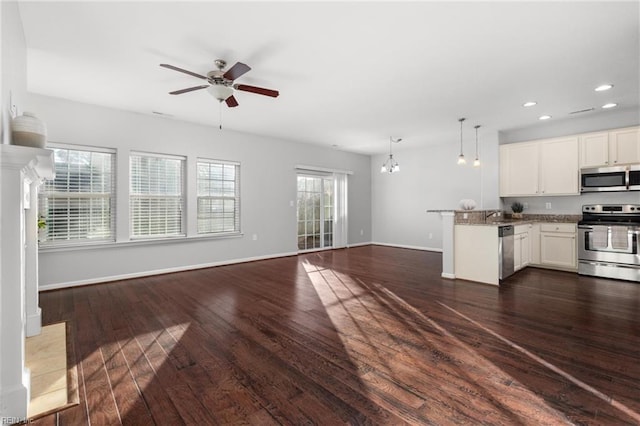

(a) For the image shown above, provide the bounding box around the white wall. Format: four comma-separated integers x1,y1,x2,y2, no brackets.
28,94,372,288
500,107,640,215
371,131,500,250
1,1,27,146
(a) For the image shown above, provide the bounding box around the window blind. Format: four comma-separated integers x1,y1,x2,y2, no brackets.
196,159,240,234
39,146,116,246
130,153,185,238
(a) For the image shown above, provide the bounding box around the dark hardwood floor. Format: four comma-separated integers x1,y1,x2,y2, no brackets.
32,245,640,425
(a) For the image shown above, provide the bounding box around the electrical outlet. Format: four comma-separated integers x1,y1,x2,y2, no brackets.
252,234,258,241
523,202,529,210
463,213,468,219
360,229,364,236
428,233,433,239
545,202,552,210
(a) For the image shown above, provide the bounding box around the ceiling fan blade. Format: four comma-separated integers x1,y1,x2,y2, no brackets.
169,85,209,95
223,62,251,81
225,95,239,108
160,63,207,80
235,84,279,98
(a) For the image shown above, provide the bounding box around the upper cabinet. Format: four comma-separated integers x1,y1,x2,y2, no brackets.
539,137,580,195
579,132,609,168
579,126,640,168
500,142,539,196
609,127,640,165
500,136,579,196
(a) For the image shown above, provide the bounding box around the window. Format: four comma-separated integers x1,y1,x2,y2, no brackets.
130,153,185,238
197,159,240,234
297,175,334,250
38,145,115,246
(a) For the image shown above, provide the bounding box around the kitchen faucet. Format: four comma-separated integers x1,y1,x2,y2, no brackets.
485,210,502,221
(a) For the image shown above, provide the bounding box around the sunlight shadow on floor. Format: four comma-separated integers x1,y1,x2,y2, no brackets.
302,259,574,424
438,301,640,424
25,322,79,419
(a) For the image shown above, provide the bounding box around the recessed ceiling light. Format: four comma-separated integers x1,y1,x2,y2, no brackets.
602,103,618,109
539,115,552,120
595,84,613,92
523,101,537,107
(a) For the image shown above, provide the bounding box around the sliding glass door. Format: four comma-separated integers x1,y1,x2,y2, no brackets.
297,175,334,251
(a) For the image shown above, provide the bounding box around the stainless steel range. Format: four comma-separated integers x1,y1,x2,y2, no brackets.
578,204,640,282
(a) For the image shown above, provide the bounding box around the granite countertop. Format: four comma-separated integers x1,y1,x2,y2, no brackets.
453,210,581,226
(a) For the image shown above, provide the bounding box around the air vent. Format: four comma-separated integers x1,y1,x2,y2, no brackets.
569,107,595,115
152,111,174,117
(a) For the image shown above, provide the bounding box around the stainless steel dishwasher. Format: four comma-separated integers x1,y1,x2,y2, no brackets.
498,225,515,280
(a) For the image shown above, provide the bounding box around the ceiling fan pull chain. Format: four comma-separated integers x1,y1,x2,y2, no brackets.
219,101,223,130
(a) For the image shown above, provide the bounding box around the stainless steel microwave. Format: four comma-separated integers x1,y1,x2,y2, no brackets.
580,164,640,192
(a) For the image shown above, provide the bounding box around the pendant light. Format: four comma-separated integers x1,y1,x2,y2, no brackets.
473,125,481,167
380,136,402,174
457,118,466,165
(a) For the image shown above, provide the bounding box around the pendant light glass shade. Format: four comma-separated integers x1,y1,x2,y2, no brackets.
381,137,402,174
473,124,481,167
457,118,466,165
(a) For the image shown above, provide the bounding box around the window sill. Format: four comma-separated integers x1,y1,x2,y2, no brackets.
38,232,244,253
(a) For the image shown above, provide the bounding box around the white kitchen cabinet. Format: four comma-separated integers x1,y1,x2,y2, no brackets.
500,137,579,196
514,224,531,271
579,132,609,168
539,137,579,195
539,223,577,271
529,223,541,265
579,126,640,167
609,127,640,165
500,142,539,196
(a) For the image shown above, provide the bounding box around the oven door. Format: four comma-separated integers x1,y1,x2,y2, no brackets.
580,166,628,192
578,224,639,264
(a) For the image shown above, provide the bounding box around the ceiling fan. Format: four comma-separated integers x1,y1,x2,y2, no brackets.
160,59,279,108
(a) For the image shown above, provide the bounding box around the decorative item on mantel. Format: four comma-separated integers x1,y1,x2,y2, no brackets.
11,112,47,148
511,201,524,219
459,199,477,210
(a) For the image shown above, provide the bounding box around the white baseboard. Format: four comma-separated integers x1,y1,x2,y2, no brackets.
39,251,298,291
0,380,29,419
371,242,443,253
346,241,372,248
26,308,42,337
441,272,456,279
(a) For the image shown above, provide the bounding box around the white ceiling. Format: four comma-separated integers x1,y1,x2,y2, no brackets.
17,1,640,155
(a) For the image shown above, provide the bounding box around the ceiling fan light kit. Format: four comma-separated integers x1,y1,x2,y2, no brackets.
207,85,234,102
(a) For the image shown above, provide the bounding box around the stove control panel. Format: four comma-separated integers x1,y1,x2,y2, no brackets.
582,204,640,214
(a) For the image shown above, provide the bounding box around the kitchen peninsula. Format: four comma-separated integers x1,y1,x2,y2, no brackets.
433,209,581,286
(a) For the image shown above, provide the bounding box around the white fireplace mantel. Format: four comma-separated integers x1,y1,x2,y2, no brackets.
0,144,54,419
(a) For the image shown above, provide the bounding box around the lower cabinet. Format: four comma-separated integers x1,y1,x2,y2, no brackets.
514,224,531,271
538,223,577,271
